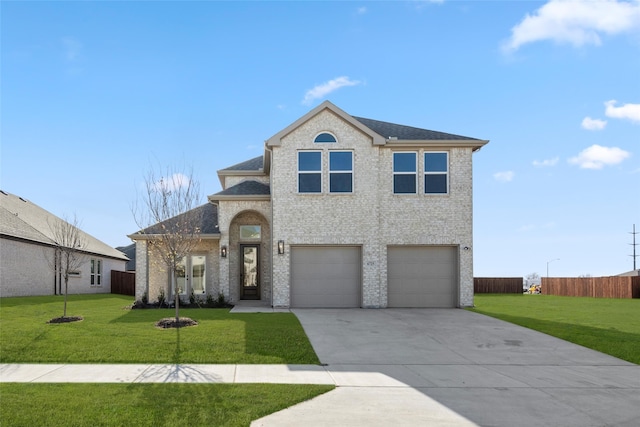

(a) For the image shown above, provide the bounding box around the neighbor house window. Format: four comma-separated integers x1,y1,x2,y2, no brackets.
314,132,337,143
329,151,353,193
393,152,417,194
424,152,448,194
90,259,102,286
298,151,322,193
240,225,261,240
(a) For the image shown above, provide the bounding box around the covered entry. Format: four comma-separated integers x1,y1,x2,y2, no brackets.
290,246,361,308
387,246,458,308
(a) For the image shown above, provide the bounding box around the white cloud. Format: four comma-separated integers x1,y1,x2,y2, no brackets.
568,144,631,169
357,6,367,14
302,76,361,105
581,117,607,130
604,100,640,122
533,157,559,167
493,171,515,182
502,0,640,53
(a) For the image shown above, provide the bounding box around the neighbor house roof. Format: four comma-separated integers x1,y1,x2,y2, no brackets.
0,191,128,261
116,243,136,271
128,202,220,239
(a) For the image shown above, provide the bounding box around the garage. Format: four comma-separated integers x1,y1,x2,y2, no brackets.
387,246,458,308
290,246,361,308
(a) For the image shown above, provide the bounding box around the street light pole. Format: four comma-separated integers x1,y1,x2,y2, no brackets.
546,258,559,278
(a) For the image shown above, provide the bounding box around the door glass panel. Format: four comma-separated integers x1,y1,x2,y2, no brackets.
191,255,206,295
243,247,258,288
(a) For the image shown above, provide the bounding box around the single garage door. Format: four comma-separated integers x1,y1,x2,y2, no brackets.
291,246,361,308
387,246,457,308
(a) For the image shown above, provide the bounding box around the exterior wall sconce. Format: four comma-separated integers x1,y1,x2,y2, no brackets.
462,246,471,251
221,245,227,258
277,240,285,255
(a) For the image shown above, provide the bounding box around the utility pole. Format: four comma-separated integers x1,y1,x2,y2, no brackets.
631,224,638,271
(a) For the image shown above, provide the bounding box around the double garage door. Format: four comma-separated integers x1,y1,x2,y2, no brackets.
290,245,458,308
387,246,458,308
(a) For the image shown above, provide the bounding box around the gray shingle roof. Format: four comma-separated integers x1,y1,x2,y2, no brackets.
212,180,270,197
116,243,136,271
353,117,480,141
221,156,264,171
0,191,128,260
135,202,219,236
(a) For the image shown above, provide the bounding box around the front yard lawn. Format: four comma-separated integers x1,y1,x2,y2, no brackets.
470,294,640,364
0,294,319,364
0,383,334,427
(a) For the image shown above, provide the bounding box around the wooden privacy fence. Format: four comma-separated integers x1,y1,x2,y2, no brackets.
542,276,640,299
111,270,135,296
474,277,523,294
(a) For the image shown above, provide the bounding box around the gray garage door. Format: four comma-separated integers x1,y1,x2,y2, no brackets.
387,246,457,308
291,246,361,308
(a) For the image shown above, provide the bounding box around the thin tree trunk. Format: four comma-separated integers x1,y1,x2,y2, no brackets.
174,270,180,325
63,275,68,318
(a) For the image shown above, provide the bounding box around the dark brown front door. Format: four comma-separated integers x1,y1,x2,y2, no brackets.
241,245,260,300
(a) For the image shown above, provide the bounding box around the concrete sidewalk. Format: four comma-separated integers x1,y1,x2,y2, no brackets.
0,363,333,384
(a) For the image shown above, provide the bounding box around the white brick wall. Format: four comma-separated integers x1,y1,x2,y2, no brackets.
1,238,127,298
270,110,476,308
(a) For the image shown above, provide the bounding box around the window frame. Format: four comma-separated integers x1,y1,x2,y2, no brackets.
297,151,323,193
314,132,337,144
393,151,418,194
239,225,262,240
90,258,102,286
329,150,353,194
424,151,449,195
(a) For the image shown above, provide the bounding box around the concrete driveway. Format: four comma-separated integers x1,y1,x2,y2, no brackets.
253,309,640,427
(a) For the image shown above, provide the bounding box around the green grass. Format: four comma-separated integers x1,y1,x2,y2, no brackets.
470,294,640,364
0,294,319,364
0,383,334,427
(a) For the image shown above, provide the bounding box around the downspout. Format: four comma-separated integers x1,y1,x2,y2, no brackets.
264,143,274,308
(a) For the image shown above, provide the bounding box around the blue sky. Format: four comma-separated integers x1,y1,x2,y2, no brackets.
2,1,639,278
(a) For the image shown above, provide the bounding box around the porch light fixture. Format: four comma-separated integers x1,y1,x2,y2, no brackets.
221,245,227,258
278,240,285,255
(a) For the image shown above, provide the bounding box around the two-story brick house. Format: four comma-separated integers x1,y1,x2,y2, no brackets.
131,101,488,308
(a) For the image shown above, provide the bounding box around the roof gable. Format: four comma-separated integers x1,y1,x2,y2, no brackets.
266,100,386,147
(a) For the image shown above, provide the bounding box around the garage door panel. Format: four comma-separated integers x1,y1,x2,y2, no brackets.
291,246,361,308
388,246,457,308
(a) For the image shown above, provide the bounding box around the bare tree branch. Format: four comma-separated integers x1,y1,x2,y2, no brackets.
133,164,203,324
46,214,88,318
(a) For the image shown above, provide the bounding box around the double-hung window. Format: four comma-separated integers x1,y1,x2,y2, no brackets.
424,152,448,194
90,259,102,286
393,152,417,194
298,151,322,193
329,151,353,193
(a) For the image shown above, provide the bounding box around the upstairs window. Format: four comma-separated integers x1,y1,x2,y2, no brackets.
314,132,337,143
298,151,322,193
393,152,417,194
424,152,448,194
329,151,353,193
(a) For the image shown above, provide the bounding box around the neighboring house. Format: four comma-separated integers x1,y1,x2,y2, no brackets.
116,243,136,271
130,101,488,308
0,191,128,297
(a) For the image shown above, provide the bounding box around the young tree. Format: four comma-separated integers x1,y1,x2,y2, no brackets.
47,214,88,319
133,165,203,326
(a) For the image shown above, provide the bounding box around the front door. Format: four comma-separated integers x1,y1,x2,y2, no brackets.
241,245,260,300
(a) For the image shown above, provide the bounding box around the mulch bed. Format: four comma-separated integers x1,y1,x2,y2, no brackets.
155,317,199,329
